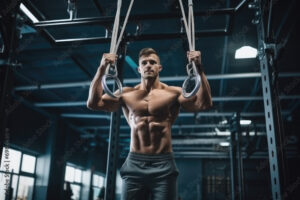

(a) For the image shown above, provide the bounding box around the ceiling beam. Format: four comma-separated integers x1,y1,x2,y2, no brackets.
53,30,228,46
33,95,300,107
98,131,266,137
59,111,290,119
172,151,268,159
14,72,300,91
32,9,235,28
15,72,259,91
80,124,266,131
60,113,110,119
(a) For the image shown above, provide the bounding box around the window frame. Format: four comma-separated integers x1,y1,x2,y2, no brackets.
64,163,84,200
0,147,37,200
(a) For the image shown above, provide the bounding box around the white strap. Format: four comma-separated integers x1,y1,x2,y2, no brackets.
179,0,195,51
115,0,134,53
110,0,121,53
110,0,135,54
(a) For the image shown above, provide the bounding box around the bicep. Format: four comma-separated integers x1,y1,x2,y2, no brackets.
174,86,196,111
178,93,199,112
98,87,132,112
98,94,121,112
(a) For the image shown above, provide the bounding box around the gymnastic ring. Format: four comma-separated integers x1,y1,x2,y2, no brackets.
101,74,123,98
182,73,201,98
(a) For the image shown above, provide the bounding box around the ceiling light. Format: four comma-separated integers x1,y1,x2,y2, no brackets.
235,46,257,59
20,3,39,23
220,119,228,124
219,142,230,147
240,120,252,125
249,131,255,136
215,128,230,136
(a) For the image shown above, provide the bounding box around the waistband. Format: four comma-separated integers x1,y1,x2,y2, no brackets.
127,152,174,161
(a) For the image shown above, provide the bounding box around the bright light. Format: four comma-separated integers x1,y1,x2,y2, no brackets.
215,128,231,136
249,131,255,136
240,120,252,125
235,46,257,59
217,131,231,136
1,148,21,173
219,142,230,147
21,154,36,174
220,119,228,124
20,3,39,23
74,169,82,183
65,166,75,182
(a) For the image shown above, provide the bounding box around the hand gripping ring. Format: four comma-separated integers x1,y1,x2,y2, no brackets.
101,64,123,98
182,62,201,98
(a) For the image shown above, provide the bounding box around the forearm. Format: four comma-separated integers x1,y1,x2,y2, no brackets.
181,50,212,111
87,67,105,109
195,71,212,109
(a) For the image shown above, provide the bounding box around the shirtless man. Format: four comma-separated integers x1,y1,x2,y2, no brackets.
87,48,212,200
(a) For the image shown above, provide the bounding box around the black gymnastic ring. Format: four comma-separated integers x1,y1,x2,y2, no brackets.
182,73,201,98
101,74,123,98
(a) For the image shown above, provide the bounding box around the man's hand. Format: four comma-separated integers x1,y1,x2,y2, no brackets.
99,53,118,73
187,51,201,65
187,50,202,73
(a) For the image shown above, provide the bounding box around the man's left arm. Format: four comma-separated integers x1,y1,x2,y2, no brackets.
178,51,213,112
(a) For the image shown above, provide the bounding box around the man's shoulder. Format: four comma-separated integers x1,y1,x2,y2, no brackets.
122,86,137,94
164,85,182,94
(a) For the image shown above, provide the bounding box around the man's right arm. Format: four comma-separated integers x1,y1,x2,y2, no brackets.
86,53,121,112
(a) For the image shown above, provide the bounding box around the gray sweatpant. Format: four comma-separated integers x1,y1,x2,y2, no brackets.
120,152,179,200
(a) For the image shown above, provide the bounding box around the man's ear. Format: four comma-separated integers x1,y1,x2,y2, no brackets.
159,64,162,72
137,66,141,73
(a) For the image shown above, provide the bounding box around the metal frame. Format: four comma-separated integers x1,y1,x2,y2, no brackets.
104,42,126,200
58,111,290,119
253,0,286,199
229,113,245,200
79,123,266,131
229,113,238,200
90,131,267,138
219,0,231,111
31,95,300,108
14,72,262,91
13,72,300,91
20,0,251,46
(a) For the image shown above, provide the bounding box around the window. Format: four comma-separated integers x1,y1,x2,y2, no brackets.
17,176,34,199
0,148,21,173
21,155,36,174
64,164,83,200
0,147,36,200
92,174,105,200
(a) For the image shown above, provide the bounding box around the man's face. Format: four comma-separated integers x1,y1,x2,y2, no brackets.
138,54,162,79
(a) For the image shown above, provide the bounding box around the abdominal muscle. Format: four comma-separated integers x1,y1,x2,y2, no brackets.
129,115,173,154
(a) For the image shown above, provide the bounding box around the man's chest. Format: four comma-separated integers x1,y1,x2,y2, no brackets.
122,90,179,115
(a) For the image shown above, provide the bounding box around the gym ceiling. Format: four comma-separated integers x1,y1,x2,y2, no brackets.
1,0,299,156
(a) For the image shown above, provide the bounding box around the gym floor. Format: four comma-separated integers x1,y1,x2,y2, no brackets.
0,0,299,199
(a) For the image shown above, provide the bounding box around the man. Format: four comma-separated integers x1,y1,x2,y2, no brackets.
87,48,212,200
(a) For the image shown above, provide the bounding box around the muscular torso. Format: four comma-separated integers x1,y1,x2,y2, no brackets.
121,83,181,154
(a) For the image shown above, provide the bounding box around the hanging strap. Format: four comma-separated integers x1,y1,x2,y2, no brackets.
179,0,201,98
102,0,134,98
110,0,135,54
179,0,195,51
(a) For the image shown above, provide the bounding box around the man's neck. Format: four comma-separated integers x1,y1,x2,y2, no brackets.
140,77,160,92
